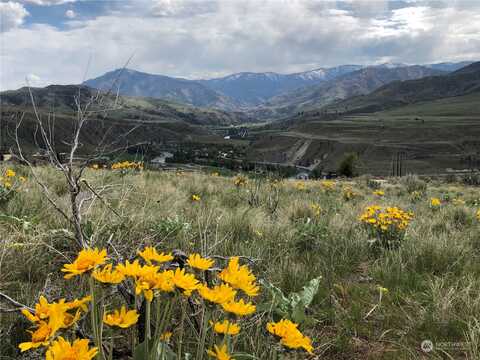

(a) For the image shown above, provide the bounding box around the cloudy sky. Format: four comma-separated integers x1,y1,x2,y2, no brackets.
1,0,480,90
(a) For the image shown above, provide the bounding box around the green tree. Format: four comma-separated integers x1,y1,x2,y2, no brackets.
337,153,358,177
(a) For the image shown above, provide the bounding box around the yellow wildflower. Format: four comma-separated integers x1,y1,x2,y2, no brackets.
116,259,143,278
430,197,441,207
359,205,413,234
311,203,322,217
19,322,53,352
137,247,173,265
5,169,15,177
233,175,247,187
207,343,231,360
92,264,125,284
219,257,259,297
221,299,256,316
187,253,214,271
21,295,51,323
210,320,240,335
172,268,200,296
61,248,107,279
154,270,176,293
118,259,174,301
266,319,313,353
21,296,87,332
160,331,173,342
198,283,236,304
343,187,358,201
103,306,139,328
295,182,306,191
133,265,161,302
320,180,335,191
45,337,98,360
65,296,92,313
111,161,143,171
192,194,201,202
373,190,385,196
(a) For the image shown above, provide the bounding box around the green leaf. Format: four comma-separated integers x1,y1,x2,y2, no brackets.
297,276,321,307
259,279,289,305
133,342,147,360
291,300,306,324
259,277,321,324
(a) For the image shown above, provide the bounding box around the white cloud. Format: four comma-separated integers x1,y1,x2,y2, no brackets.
151,0,217,18
365,6,435,39
20,0,76,5
2,0,480,90
65,9,75,18
0,1,29,32
25,73,44,86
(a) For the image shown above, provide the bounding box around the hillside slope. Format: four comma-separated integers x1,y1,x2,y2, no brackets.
0,84,249,126
323,61,480,114
0,85,247,153
248,65,445,120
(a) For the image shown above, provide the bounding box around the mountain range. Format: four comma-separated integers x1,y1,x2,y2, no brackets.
84,65,365,110
83,61,472,115
247,65,445,120
196,65,363,106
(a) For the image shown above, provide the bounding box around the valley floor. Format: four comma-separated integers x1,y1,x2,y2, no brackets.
249,111,480,176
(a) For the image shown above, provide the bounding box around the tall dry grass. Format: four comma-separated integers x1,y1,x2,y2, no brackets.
1,166,480,358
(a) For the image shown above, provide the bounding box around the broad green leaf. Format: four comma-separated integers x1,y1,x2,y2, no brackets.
297,276,321,307
259,277,321,325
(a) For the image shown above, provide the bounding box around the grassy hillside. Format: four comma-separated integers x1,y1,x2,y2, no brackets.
248,92,480,175
0,85,251,155
0,85,250,126
1,166,480,359
378,92,480,117
323,62,480,114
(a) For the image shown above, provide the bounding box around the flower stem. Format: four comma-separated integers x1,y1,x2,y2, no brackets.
89,276,105,360
195,306,211,360
177,298,186,357
145,299,151,356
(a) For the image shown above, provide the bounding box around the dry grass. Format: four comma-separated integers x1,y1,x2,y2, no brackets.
1,165,480,359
